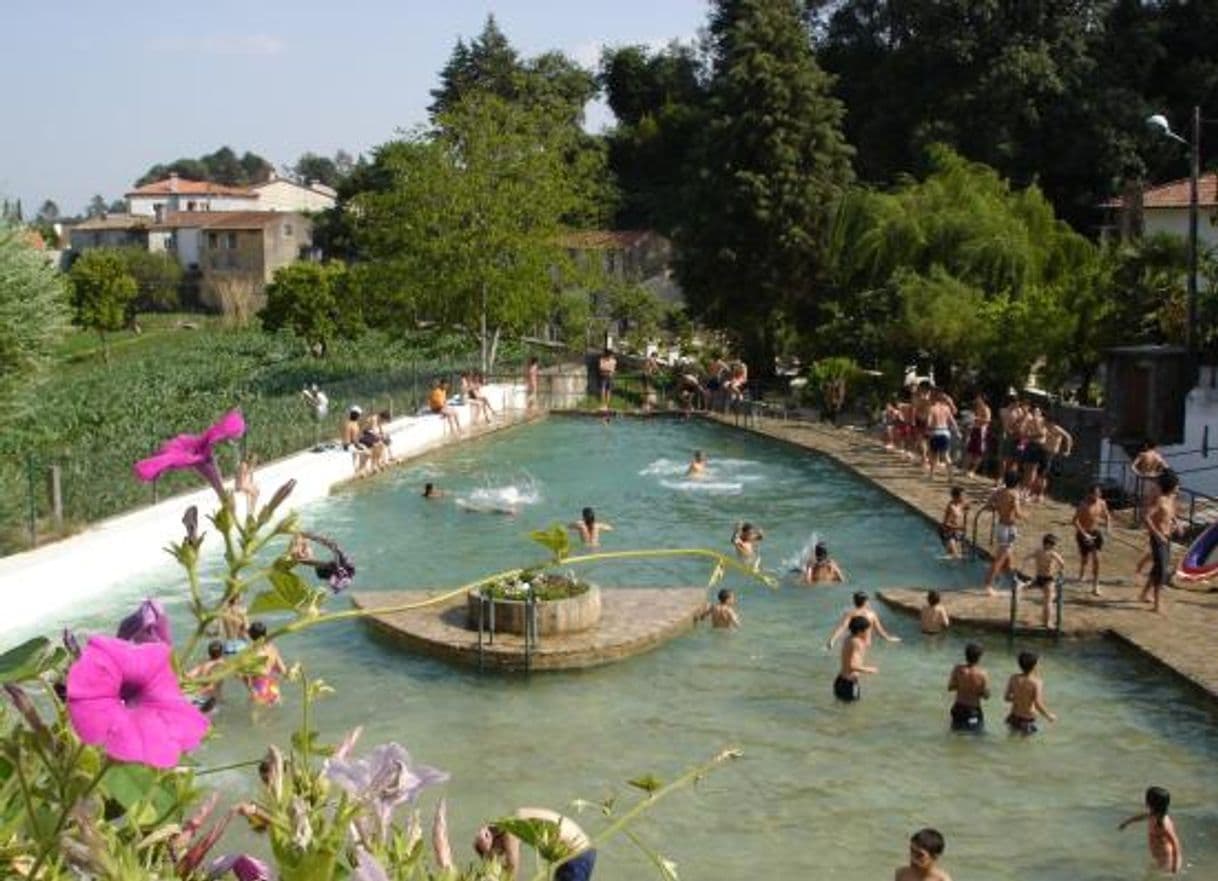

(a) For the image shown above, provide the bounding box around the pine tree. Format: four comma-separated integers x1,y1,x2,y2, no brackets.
428,15,521,117
676,0,854,375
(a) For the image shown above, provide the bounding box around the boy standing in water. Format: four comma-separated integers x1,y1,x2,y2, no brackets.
698,588,741,629
896,828,952,881
826,591,901,648
939,487,970,559
1119,786,1182,875
687,450,707,477
920,591,950,635
834,616,877,702
731,522,763,565
1004,650,1056,734
947,642,989,733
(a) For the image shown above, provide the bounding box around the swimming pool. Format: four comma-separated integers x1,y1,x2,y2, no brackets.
50,418,1218,878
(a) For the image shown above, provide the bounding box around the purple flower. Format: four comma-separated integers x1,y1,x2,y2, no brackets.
116,599,173,646
353,851,388,881
324,743,448,837
133,410,245,497
207,854,273,881
66,635,209,768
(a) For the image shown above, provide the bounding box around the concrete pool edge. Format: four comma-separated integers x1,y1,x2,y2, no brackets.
706,414,1218,704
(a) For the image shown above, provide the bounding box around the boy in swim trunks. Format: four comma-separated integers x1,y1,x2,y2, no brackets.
947,642,989,733
473,807,597,881
1004,650,1056,734
1118,786,1183,875
1141,470,1180,614
920,590,950,634
698,588,741,629
835,615,877,702
925,391,958,481
981,470,1023,596
1016,534,1065,628
186,640,226,712
896,828,952,881
939,487,970,558
826,591,901,648
964,392,991,477
1073,484,1110,595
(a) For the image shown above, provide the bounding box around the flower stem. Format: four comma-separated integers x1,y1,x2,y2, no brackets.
29,757,110,880
528,748,742,881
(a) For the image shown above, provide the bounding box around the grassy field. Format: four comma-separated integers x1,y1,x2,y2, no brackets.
0,317,557,554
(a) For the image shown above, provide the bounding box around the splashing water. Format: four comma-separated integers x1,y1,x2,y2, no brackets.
779,531,821,573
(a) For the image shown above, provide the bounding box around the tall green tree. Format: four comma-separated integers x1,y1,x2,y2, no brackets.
0,223,70,414
36,200,59,223
428,15,521,117
68,250,137,359
353,95,591,369
676,0,854,376
600,42,708,230
114,247,183,312
84,195,108,218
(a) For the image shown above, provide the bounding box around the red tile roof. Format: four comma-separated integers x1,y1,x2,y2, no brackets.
1105,173,1218,209
71,213,151,231
558,230,658,250
126,177,256,198
151,210,303,231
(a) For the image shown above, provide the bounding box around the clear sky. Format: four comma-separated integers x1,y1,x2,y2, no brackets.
1,0,707,216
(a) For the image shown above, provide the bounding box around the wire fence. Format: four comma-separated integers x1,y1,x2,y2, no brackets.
0,346,576,554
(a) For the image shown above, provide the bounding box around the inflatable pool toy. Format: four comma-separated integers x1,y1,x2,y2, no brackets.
1177,521,1218,582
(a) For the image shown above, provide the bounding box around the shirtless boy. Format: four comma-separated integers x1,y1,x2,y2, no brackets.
1073,484,1111,595
698,588,741,629
570,507,613,547
473,807,596,881
1118,786,1183,875
731,522,763,566
1004,650,1056,735
1141,470,1180,613
1034,420,1073,502
896,828,952,881
912,383,933,466
1017,534,1065,628
920,590,950,635
925,391,959,481
998,396,1027,482
687,450,707,477
1019,406,1050,500
947,642,989,733
834,616,877,702
804,543,845,583
826,591,901,649
939,487,970,559
964,393,991,477
981,471,1023,596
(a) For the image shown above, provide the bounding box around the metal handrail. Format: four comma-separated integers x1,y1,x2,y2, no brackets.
969,508,995,561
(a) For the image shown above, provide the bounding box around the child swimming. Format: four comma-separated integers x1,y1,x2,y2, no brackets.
1119,786,1182,875
803,543,844,583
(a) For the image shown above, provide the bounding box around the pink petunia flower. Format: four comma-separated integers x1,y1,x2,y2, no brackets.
66,635,209,768
133,410,246,497
115,599,173,645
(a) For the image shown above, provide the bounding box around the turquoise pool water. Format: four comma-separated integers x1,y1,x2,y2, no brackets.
57,419,1218,878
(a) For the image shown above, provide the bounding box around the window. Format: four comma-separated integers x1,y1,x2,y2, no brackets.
283,223,293,237
226,232,238,250
208,233,218,249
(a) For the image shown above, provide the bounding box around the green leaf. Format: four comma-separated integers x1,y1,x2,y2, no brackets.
102,764,177,820
0,637,62,683
493,817,570,863
627,774,663,795
249,569,319,615
528,523,570,562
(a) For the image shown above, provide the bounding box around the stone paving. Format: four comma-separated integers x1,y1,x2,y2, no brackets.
710,413,1218,700
353,588,708,672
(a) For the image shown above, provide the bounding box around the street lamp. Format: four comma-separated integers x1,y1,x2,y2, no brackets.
1146,107,1201,353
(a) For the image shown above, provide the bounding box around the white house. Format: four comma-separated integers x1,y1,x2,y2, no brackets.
1106,173,1218,248
126,174,258,220
251,174,337,213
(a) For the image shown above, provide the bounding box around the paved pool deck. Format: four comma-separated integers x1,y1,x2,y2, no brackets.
353,588,709,672
709,413,1218,700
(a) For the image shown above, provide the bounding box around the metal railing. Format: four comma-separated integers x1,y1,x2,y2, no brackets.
1008,573,1065,636
474,590,539,673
